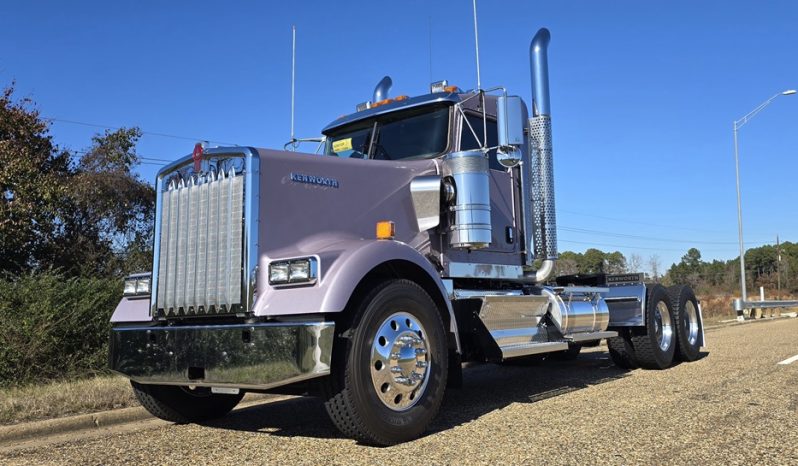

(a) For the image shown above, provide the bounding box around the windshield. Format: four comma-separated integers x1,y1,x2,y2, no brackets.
325,105,450,161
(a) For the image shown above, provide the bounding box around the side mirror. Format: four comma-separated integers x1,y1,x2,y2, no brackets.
496,95,524,168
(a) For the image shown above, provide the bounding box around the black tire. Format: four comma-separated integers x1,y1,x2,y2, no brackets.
550,343,582,361
607,331,637,369
324,279,448,446
131,381,244,423
629,284,676,369
667,285,703,362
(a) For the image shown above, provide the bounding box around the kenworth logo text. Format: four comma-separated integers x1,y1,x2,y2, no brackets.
290,172,340,188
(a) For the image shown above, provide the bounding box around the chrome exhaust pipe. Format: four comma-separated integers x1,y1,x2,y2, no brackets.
372,76,392,103
529,28,557,282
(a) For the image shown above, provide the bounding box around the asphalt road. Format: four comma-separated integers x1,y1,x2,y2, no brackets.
3,318,797,465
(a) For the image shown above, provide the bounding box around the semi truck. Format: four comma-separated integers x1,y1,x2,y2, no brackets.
110,28,705,446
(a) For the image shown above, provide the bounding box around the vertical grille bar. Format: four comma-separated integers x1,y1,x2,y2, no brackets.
157,187,172,309
229,175,243,306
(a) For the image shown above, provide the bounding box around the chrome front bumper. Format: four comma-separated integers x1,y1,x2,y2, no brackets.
110,322,334,390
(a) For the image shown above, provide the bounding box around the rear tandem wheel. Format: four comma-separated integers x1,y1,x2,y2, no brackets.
667,284,703,361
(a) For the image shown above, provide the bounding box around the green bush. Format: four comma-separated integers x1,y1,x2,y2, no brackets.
0,272,121,387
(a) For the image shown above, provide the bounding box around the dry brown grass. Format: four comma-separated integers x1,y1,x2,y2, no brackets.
699,294,737,320
0,376,276,426
0,375,138,425
698,292,798,323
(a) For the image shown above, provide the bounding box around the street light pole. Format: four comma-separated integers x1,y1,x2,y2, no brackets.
733,120,746,309
732,89,796,320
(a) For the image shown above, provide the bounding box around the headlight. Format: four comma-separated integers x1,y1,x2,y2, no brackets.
289,259,311,282
123,273,152,297
269,262,290,284
269,257,318,286
124,279,137,295
135,277,151,294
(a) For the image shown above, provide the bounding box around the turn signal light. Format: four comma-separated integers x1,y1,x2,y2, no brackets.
376,221,395,240
371,98,393,108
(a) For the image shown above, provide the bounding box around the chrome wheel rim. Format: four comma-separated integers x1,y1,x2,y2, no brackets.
370,312,430,412
653,301,673,352
684,300,699,346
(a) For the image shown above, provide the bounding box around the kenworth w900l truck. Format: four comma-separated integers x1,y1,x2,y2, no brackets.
110,28,705,446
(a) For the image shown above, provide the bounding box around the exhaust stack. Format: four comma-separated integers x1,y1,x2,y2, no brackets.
372,76,392,103
529,28,558,282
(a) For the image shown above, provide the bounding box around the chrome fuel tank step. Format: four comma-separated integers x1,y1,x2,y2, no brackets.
477,295,550,348
457,287,616,360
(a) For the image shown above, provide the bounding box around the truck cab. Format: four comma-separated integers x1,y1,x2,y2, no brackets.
109,28,705,446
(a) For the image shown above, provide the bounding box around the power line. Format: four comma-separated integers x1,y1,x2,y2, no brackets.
559,208,728,234
559,239,692,252
45,116,238,146
70,149,172,163
558,238,765,253
558,225,771,246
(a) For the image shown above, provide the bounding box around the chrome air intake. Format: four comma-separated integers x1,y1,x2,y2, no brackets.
529,28,558,267
444,150,491,249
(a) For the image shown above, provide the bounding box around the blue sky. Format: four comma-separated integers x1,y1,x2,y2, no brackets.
2,0,797,272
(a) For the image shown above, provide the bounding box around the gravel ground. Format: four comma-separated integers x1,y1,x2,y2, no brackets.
3,318,797,465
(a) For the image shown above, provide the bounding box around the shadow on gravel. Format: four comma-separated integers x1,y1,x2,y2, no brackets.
199,349,629,442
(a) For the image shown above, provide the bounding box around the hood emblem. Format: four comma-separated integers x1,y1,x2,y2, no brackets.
290,172,340,188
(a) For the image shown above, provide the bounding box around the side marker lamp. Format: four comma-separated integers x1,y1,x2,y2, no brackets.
376,221,395,240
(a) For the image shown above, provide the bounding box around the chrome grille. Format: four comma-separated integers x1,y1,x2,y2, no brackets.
156,168,244,316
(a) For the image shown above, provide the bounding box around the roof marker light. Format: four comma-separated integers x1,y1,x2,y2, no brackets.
430,80,449,93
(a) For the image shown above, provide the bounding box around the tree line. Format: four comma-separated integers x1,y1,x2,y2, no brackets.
1,84,153,278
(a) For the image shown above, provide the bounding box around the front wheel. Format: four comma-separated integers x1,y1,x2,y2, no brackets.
132,382,244,423
324,280,448,446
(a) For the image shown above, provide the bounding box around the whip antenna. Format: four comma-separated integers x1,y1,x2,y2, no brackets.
290,25,297,150
472,0,481,90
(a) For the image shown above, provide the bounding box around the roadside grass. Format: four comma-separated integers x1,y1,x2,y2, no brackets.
0,375,138,426
0,375,276,426
698,292,798,325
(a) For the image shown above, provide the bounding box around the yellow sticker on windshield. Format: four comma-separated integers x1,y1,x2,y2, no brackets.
332,138,353,153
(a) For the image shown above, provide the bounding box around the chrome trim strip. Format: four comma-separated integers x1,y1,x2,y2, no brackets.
110,322,334,390
500,341,568,359
452,289,524,300
565,331,618,342
150,147,260,317
446,261,525,280
553,286,610,295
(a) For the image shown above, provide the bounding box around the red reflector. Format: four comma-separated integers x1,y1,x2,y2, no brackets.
192,143,203,171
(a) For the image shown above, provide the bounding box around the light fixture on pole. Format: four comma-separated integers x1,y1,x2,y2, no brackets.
732,89,796,321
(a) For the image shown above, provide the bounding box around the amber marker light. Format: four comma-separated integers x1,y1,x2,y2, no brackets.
376,221,395,240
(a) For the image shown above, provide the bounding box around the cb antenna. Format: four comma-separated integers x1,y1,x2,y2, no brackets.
289,25,297,150
472,0,481,90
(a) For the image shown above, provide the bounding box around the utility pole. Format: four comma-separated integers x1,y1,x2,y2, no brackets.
777,235,781,300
